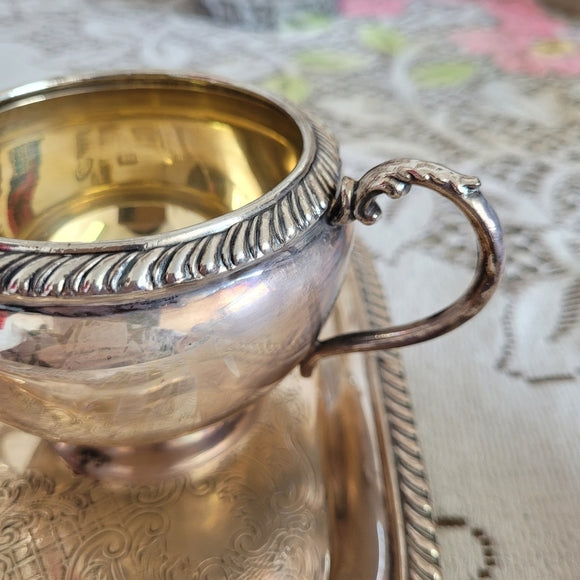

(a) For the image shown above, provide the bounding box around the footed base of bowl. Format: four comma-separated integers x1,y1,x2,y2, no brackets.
52,401,260,483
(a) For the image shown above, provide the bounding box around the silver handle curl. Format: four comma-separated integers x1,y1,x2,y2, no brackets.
301,159,504,377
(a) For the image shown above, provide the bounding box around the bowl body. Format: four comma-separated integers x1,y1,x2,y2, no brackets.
0,73,350,446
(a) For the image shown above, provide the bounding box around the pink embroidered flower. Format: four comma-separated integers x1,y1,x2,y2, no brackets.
337,0,409,18
453,0,580,76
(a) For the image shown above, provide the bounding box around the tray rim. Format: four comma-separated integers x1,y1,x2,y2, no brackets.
352,243,442,580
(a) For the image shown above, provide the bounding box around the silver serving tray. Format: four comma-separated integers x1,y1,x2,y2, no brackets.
0,245,440,579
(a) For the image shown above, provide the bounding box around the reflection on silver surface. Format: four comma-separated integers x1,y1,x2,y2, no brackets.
0,263,394,579
1,114,297,243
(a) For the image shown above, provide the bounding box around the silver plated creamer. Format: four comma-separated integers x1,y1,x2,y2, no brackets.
0,73,503,478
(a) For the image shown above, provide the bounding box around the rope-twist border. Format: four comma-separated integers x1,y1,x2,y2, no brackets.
353,244,443,580
0,124,340,303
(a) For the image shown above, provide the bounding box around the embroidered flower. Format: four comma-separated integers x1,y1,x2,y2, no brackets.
453,0,580,76
337,0,409,18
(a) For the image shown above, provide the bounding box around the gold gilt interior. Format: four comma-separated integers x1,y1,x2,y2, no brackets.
0,81,302,243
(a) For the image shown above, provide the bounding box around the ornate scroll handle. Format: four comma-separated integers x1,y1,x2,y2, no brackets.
301,159,504,377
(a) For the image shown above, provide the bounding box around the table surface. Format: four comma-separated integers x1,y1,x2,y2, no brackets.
0,1,579,578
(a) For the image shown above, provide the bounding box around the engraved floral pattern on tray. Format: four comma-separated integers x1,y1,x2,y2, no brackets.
0,373,329,579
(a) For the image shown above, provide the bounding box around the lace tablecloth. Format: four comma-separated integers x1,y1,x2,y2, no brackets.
0,0,579,578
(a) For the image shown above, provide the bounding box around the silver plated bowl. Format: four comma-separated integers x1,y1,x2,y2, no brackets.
0,73,503,478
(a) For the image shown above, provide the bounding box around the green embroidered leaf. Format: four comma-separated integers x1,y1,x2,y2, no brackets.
296,49,364,72
411,61,476,87
286,11,334,30
358,24,405,55
262,73,311,103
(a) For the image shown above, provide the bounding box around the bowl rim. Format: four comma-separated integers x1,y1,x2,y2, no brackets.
0,71,316,253
0,72,340,302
